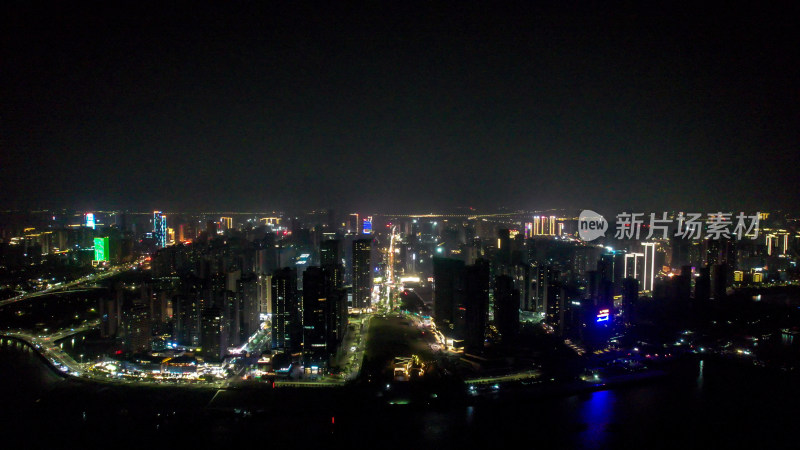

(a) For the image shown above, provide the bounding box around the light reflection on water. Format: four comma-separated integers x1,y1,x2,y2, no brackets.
579,389,614,448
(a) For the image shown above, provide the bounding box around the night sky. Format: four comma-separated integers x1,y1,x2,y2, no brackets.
2,2,798,213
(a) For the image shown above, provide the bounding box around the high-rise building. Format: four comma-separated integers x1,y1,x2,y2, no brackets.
432,257,466,333
153,211,167,248
642,243,656,291
621,277,639,327
532,216,556,236
695,267,711,304
201,306,227,362
206,221,218,240
321,239,343,288
766,231,789,256
271,268,301,351
534,265,558,312
463,259,490,353
173,295,202,347
220,216,233,231
302,267,330,366
93,236,110,262
362,216,373,235
121,301,151,352
494,274,520,342
712,263,728,300
352,239,372,309
347,214,359,235
497,229,512,267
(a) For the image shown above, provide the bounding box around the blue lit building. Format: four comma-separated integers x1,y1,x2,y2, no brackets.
153,211,167,248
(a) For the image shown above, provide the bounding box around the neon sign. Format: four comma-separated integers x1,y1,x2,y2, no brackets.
596,308,610,323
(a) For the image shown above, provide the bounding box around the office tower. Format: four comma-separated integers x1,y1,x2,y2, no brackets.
494,274,520,342
154,211,167,248
622,277,639,326
352,239,372,309
302,267,329,366
463,259,490,353
362,216,373,235
271,268,301,352
433,256,466,333
220,216,233,231
201,306,227,362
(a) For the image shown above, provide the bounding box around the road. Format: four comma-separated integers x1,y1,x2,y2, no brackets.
0,262,137,308
0,319,101,377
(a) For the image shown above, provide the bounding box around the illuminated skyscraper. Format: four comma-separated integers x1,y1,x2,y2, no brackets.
642,243,656,291
352,239,372,309
320,239,343,288
220,216,233,230
766,231,789,255
532,216,556,236
93,237,109,262
271,268,301,351
347,213,359,235
362,216,373,235
302,267,329,366
153,211,167,248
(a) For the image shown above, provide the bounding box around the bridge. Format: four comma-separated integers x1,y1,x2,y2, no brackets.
0,262,136,308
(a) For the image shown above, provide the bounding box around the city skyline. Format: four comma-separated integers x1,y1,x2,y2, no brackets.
2,2,800,447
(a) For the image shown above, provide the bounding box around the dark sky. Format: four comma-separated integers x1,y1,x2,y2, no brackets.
2,2,798,213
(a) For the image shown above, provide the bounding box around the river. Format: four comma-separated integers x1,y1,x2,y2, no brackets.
1,336,797,448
